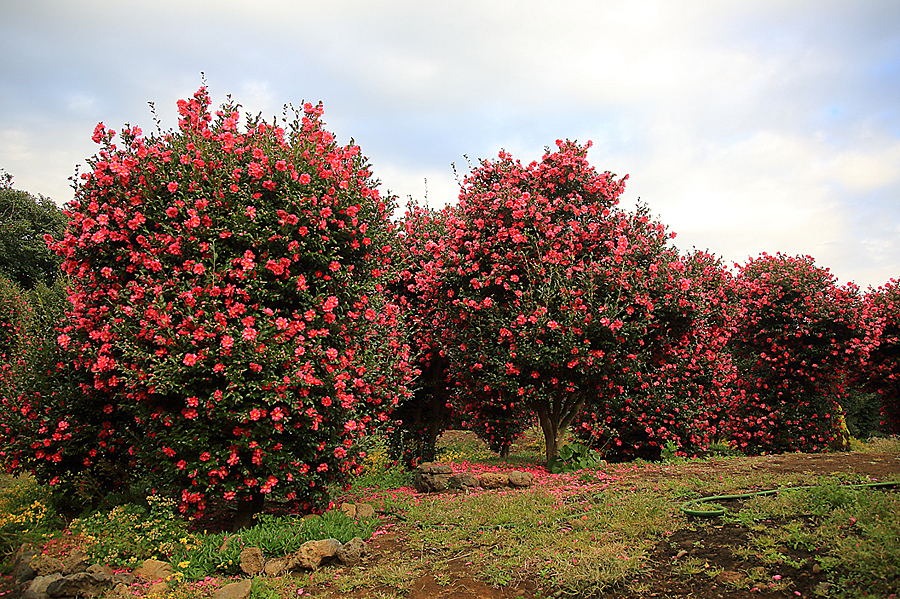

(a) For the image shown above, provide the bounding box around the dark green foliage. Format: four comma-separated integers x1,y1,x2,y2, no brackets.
0,170,66,290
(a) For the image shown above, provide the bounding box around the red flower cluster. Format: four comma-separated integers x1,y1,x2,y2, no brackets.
859,278,900,433
394,141,735,462
0,87,414,516
726,253,868,453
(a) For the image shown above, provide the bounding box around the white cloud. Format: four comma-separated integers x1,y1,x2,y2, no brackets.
0,0,897,288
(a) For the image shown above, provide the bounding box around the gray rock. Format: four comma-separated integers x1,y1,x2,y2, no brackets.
61,549,90,575
213,579,252,599
448,473,480,489
415,472,452,493
46,571,112,597
23,574,63,599
30,556,64,577
12,543,38,583
239,546,265,576
417,462,453,475
336,537,366,564
111,573,135,586
291,538,342,570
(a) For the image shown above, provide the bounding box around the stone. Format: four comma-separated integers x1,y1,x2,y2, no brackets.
417,462,453,475
23,574,63,599
213,579,252,599
479,473,509,489
263,557,290,577
61,548,90,575
355,503,376,519
336,537,366,564
12,543,38,583
133,559,172,582
112,573,135,586
46,571,113,597
291,538,342,570
30,556,64,577
239,546,265,576
448,473,481,489
415,472,451,493
506,471,534,487
340,502,357,518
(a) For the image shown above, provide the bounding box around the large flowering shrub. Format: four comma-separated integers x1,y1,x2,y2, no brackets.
861,279,900,433
726,253,866,453
403,141,733,461
388,203,454,466
0,87,413,520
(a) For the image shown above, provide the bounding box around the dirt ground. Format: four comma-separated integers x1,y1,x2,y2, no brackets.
327,450,900,599
4,450,898,599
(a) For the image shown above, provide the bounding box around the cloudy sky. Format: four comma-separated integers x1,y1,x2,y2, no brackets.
2,0,898,289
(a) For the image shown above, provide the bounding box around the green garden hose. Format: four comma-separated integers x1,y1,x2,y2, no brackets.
681,481,900,518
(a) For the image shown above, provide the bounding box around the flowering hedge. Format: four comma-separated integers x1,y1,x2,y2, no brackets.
0,87,413,519
861,279,900,433
388,203,454,466
726,253,866,453
400,141,733,462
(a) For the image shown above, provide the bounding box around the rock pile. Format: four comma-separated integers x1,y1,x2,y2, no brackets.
13,545,136,599
414,462,535,493
12,503,377,599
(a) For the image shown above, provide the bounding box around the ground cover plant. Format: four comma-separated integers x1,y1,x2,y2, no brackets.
2,430,899,598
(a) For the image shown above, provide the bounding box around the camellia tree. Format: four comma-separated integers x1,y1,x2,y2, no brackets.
726,253,867,454
387,202,455,466
573,248,738,460
0,87,413,524
406,140,734,462
860,279,900,433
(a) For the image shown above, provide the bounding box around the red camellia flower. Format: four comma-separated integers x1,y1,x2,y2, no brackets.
0,86,413,524
394,140,734,463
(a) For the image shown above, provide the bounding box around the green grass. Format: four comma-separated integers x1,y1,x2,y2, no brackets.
1,431,898,598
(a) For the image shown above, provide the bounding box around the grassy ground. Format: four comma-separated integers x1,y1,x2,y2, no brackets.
2,431,899,599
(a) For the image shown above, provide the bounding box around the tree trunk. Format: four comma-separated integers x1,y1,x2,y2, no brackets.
535,394,588,464
536,406,561,463
232,492,264,531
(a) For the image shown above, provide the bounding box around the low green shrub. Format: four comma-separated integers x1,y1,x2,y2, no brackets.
548,441,605,473
172,510,380,580
0,474,60,561
72,494,198,569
